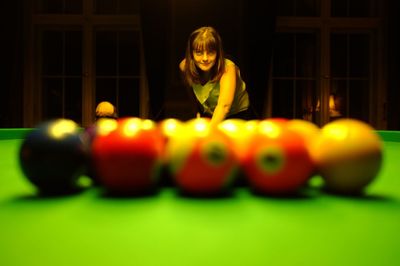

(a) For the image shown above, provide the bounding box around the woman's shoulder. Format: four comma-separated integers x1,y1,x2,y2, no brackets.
224,58,239,72
224,58,238,74
224,58,235,67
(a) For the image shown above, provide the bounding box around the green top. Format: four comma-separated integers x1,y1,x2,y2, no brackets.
192,59,250,116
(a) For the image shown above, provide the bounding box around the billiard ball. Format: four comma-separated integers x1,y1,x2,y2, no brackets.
266,117,289,125
218,119,260,186
19,119,89,195
311,118,383,194
157,118,185,162
286,119,321,160
166,117,237,195
95,101,117,119
91,117,164,195
158,118,184,138
157,118,185,186
81,118,118,185
218,119,248,163
242,119,315,195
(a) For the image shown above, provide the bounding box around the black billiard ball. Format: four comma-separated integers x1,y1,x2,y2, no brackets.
19,119,89,195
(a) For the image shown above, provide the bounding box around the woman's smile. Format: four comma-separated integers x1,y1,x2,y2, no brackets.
193,50,217,71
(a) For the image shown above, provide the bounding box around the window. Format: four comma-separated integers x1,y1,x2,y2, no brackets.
277,0,321,16
24,0,145,127
34,0,83,14
330,32,371,122
271,32,318,122
94,30,141,118
271,0,386,128
40,29,83,123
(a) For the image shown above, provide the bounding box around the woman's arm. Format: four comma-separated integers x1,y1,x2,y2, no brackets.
210,63,236,127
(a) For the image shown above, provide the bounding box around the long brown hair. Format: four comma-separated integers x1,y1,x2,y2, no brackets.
182,26,225,86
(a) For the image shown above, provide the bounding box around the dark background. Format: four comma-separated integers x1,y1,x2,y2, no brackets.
1,0,399,129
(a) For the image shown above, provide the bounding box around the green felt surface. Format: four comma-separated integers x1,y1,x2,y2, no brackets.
0,130,400,266
0,128,33,140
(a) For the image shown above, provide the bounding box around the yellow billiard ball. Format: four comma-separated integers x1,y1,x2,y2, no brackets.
218,119,259,165
286,119,320,156
157,118,184,163
311,118,383,194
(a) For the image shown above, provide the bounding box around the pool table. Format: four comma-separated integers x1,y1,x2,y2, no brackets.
1,128,400,266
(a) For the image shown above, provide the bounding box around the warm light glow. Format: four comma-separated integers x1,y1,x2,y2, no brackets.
219,121,239,134
162,119,182,137
195,122,206,131
191,119,211,137
122,118,141,137
96,118,118,136
323,124,349,140
244,120,259,132
329,94,342,117
258,121,281,138
184,118,211,138
329,95,336,110
315,99,320,112
142,119,155,130
49,119,77,139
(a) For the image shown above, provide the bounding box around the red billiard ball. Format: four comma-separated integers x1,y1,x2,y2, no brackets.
91,117,164,195
81,118,118,185
242,119,315,195
19,119,89,195
266,117,289,125
311,118,383,194
166,118,238,195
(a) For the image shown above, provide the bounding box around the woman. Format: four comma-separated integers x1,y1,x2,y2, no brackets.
180,26,251,126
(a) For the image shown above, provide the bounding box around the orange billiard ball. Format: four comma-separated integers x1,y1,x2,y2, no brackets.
242,119,315,195
166,118,237,195
311,118,383,194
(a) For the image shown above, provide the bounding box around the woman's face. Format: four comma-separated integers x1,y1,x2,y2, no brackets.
193,49,217,72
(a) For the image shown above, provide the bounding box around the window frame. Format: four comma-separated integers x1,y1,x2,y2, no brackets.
23,0,146,127
272,0,387,128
